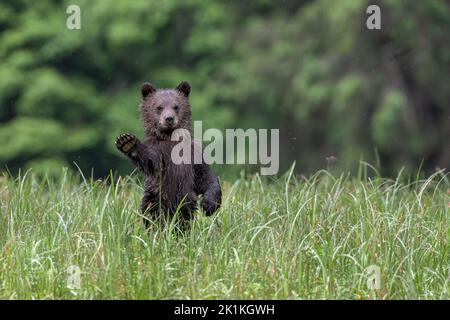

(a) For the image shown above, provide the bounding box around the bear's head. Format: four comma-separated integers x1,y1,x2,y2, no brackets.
140,81,192,140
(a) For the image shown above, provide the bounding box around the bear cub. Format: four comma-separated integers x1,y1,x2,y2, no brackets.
116,81,221,229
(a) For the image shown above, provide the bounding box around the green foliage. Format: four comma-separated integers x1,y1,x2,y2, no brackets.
0,0,449,177
0,168,448,299
372,89,407,149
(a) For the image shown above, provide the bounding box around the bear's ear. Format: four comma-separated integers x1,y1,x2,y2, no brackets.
141,82,156,98
175,81,191,97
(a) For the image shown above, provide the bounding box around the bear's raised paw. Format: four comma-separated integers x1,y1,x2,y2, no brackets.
116,133,138,154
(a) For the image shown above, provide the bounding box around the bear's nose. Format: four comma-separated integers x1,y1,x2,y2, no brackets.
165,116,174,125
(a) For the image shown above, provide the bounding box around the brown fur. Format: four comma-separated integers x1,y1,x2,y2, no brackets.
116,81,221,230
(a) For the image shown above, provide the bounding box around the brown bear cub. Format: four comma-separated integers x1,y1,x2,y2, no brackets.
116,81,221,230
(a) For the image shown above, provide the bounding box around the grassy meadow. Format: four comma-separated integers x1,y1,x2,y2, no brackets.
0,166,448,299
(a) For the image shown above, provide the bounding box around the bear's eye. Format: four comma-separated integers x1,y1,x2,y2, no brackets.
156,106,163,112
173,105,179,112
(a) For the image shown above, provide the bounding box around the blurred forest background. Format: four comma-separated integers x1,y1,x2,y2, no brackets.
0,0,449,178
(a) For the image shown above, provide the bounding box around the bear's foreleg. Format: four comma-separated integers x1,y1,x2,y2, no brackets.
115,133,159,175
194,163,222,216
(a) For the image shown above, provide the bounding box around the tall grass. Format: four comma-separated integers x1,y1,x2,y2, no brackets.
0,165,448,299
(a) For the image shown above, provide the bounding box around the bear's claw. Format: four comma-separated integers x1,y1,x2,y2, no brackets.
116,133,138,153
